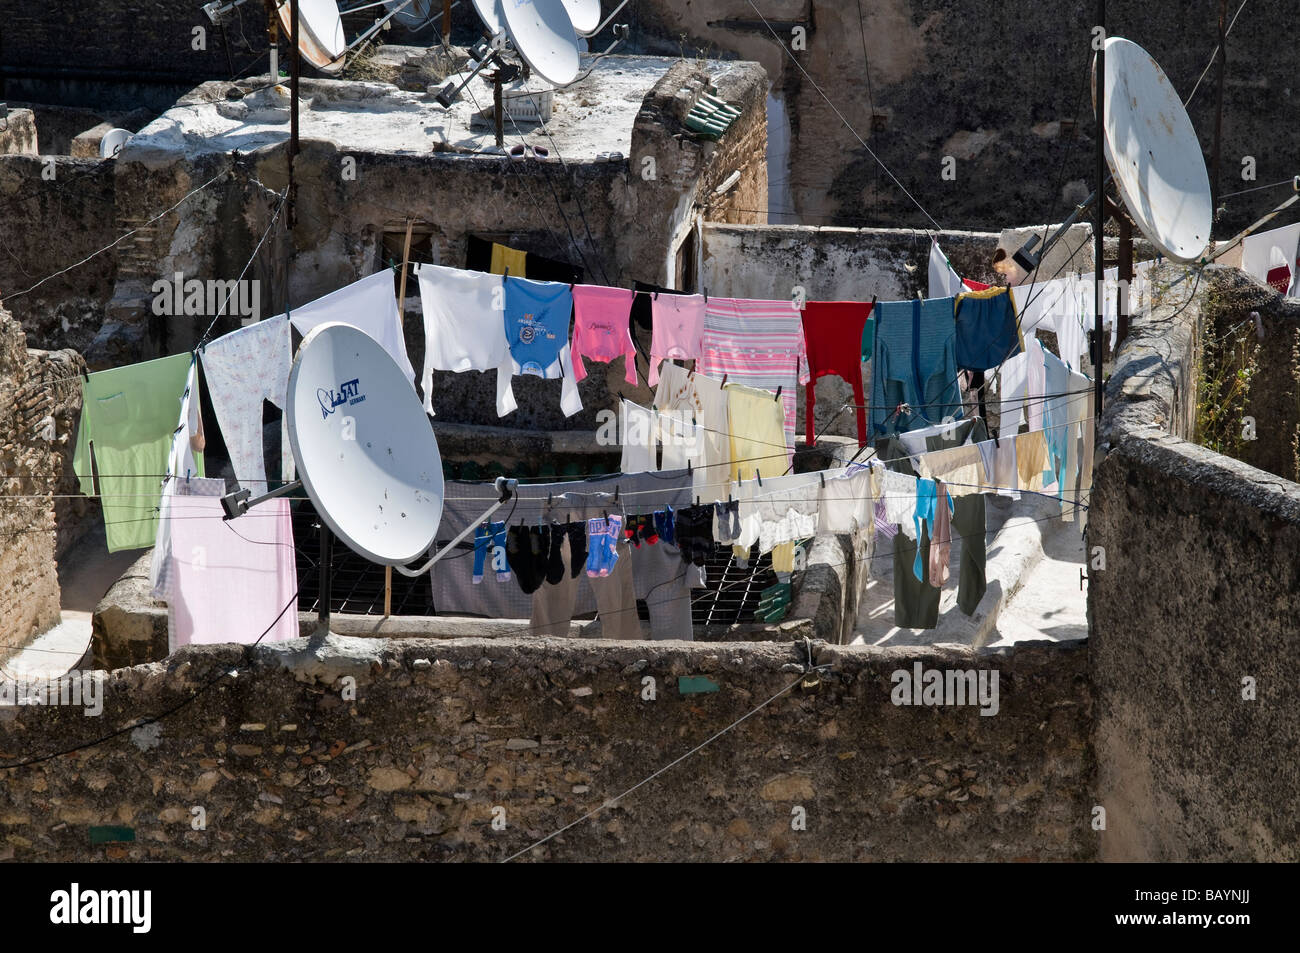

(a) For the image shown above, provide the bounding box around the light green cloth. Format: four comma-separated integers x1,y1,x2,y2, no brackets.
73,352,203,552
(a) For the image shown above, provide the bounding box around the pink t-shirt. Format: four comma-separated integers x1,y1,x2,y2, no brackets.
571,285,637,385
649,292,706,385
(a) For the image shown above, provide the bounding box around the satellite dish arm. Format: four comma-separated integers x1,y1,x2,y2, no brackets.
392,477,518,577
1011,172,1113,274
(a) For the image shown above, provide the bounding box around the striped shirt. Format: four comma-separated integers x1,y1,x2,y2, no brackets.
698,297,810,451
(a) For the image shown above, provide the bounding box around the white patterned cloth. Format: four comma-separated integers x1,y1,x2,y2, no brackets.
201,314,293,491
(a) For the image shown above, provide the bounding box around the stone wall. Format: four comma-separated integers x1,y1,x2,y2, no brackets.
0,304,65,655
1197,267,1300,482
0,155,118,354
626,0,1300,238
0,109,38,155
1087,263,1300,862
0,636,1093,861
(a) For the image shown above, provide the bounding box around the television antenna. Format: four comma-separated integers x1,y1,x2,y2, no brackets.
221,322,516,635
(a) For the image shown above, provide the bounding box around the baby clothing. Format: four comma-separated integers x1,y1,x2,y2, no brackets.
725,381,790,482
674,504,715,567
286,270,416,389
801,300,872,446
817,466,874,534
654,363,730,497
699,297,810,452
200,314,293,490
648,292,706,385
472,521,511,583
739,472,821,555
415,263,512,415
585,515,623,577
500,276,582,417
658,408,704,473
571,285,637,386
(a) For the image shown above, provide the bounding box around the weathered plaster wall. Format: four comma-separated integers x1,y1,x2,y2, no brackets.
0,636,1093,861
0,109,38,155
1087,263,1300,862
628,0,1300,239
0,304,71,654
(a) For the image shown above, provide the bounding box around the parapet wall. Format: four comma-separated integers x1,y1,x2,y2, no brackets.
1087,263,1300,862
0,636,1093,862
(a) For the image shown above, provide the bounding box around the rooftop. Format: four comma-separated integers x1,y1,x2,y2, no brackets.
123,54,757,166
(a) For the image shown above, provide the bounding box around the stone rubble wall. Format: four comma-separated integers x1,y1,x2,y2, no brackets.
0,636,1093,862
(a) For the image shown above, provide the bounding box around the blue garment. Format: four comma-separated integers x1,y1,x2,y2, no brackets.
654,506,675,546
954,288,1022,370
1040,342,1071,499
585,515,622,577
870,297,963,437
499,276,582,417
911,478,953,581
472,521,510,583
504,277,573,375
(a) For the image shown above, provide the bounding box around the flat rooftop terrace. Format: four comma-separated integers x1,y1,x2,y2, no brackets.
123,54,756,165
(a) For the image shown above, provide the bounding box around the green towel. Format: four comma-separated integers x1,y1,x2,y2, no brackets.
73,352,202,552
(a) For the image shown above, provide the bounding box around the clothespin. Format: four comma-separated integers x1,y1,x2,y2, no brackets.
871,294,878,311
81,365,90,382
687,460,692,477
755,469,762,487
185,468,191,485
652,290,658,301
614,485,620,503
774,385,782,401
819,471,825,487
721,373,728,387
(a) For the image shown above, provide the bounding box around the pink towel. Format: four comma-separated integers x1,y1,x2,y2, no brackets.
571,285,637,386
161,493,299,647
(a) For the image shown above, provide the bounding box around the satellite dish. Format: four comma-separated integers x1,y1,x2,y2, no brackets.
471,0,505,35
501,0,581,86
384,0,435,28
276,0,346,73
286,322,444,566
1096,36,1212,263
559,0,601,36
99,128,131,159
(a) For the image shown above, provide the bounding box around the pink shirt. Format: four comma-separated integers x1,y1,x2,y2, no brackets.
571,285,637,386
649,293,706,385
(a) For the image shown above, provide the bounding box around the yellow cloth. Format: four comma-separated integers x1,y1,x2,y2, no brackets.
1016,430,1047,491
917,444,986,495
490,243,527,277
725,382,792,565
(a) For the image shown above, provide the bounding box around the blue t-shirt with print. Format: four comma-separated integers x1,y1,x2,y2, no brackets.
504,277,573,376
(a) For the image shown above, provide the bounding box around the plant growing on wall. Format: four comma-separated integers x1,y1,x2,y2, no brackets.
1194,297,1261,460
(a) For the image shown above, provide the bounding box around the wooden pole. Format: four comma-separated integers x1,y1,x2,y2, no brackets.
442,0,452,46
384,217,415,619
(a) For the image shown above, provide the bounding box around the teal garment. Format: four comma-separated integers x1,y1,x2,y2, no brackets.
870,297,964,437
860,313,876,363
73,352,201,552
1040,342,1071,498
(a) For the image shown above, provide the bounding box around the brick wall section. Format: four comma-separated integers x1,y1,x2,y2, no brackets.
0,637,1093,861
0,305,64,655
1088,263,1300,862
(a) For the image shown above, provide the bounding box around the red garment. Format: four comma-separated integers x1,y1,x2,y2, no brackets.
801,300,872,447
962,278,992,291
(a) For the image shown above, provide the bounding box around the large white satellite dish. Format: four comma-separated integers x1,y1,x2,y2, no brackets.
559,0,600,36
1097,36,1212,263
286,322,444,566
501,0,581,86
471,0,505,35
276,0,347,73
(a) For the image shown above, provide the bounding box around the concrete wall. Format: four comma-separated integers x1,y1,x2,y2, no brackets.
1087,263,1300,862
0,636,1093,861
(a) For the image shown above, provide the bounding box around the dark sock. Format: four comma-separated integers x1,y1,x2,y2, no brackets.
507,525,542,594
566,521,587,578
544,522,566,585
